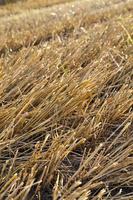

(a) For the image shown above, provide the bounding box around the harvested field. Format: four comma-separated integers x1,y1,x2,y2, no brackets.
0,0,133,199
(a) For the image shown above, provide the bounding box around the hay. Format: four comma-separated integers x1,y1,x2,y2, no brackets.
0,0,133,199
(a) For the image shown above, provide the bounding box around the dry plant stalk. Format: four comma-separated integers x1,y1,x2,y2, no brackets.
0,0,133,199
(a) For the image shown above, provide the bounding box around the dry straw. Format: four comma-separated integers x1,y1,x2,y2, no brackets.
0,0,133,199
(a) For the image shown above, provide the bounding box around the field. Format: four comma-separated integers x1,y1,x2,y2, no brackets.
0,0,133,199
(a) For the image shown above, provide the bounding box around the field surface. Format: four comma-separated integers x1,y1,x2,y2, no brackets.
0,0,133,199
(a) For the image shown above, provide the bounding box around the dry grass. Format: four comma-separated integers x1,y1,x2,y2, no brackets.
0,0,76,17
0,0,133,199
0,0,133,55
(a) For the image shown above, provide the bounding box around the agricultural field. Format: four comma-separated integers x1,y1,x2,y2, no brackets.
0,0,133,199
